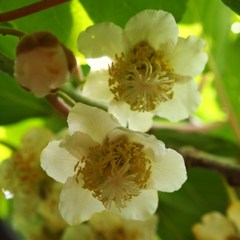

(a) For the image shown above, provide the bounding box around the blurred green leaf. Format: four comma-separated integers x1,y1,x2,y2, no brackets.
220,35,240,120
221,0,240,15
157,168,229,240
79,0,188,27
182,0,231,56
182,0,240,143
0,118,45,148
0,30,19,59
0,72,51,125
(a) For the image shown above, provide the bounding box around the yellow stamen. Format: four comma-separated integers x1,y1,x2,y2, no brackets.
109,41,175,112
76,135,151,210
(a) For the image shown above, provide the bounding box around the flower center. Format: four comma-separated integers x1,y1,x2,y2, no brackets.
109,41,175,112
76,135,151,210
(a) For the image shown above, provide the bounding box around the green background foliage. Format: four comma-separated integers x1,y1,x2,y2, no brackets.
158,168,229,240
80,0,188,26
0,0,240,239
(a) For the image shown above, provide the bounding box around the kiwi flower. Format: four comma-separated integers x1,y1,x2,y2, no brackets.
77,9,208,131
41,102,187,225
192,201,240,240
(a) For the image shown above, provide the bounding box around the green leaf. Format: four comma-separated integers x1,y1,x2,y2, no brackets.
157,168,229,240
0,34,19,60
0,72,52,125
79,0,188,27
1,118,45,148
221,0,240,15
182,0,240,144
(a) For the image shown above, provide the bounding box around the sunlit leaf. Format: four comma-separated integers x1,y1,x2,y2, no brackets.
182,0,240,143
79,0,188,27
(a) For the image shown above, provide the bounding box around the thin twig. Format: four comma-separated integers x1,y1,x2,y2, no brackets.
0,52,14,77
0,140,17,151
60,85,108,111
181,147,240,186
0,0,70,22
45,94,70,118
0,28,26,38
57,90,76,107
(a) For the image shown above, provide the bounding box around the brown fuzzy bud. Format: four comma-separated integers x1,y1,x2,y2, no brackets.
14,31,76,97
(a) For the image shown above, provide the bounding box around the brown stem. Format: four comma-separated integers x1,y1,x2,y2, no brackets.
181,148,240,186
0,0,70,22
0,52,14,76
45,94,69,118
0,28,26,38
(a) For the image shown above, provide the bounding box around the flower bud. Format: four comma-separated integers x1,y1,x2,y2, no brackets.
14,31,76,97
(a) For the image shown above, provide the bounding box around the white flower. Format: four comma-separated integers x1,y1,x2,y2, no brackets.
41,102,187,225
192,212,236,240
77,9,208,132
192,201,240,240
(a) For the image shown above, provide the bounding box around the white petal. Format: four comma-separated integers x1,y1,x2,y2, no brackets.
68,102,120,143
109,189,158,220
149,148,187,192
192,212,236,240
86,56,112,71
59,177,105,225
156,80,201,122
40,140,78,183
77,22,126,59
125,9,178,51
60,132,97,160
109,100,154,132
82,70,113,103
168,36,208,77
